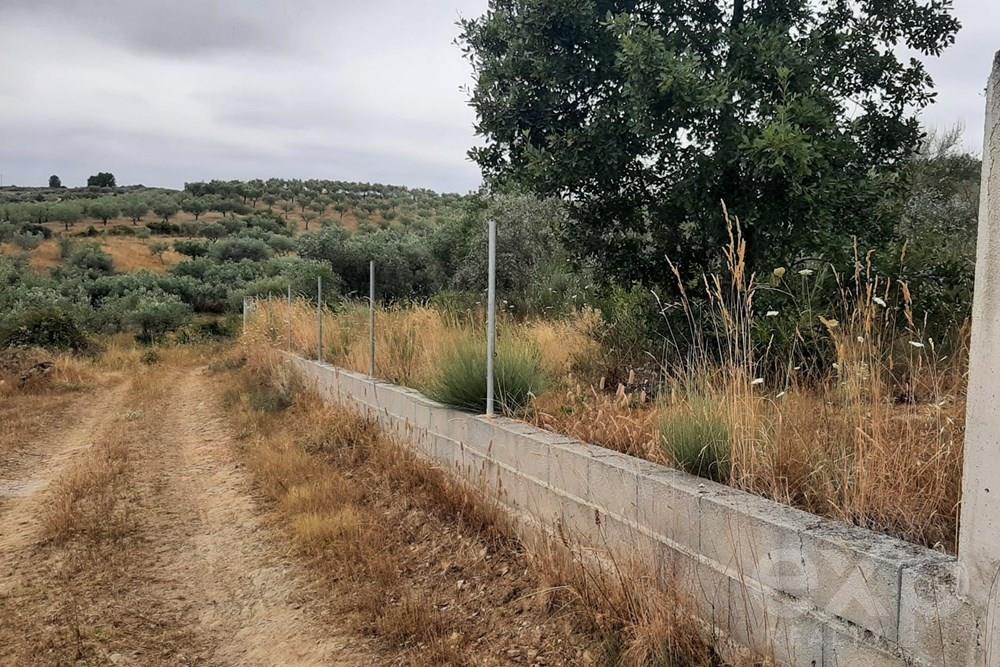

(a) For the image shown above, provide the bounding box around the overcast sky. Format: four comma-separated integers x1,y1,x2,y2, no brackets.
0,0,996,193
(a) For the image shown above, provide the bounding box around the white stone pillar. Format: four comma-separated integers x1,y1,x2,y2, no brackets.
960,51,1000,619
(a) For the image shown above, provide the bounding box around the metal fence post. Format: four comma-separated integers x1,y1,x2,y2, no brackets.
242,296,248,334
369,260,376,376
287,284,292,353
317,276,323,363
486,217,496,417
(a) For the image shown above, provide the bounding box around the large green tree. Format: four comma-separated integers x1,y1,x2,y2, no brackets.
459,0,959,283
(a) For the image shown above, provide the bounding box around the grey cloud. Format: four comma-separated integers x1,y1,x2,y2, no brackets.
6,0,303,56
0,0,994,194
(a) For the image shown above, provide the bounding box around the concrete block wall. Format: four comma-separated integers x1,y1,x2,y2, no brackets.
290,357,982,666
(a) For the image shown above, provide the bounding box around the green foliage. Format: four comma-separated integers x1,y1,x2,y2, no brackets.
452,195,565,304
893,128,980,337
12,232,43,251
149,241,169,263
181,196,208,221
62,241,114,277
298,224,441,300
660,398,730,483
151,195,180,222
50,201,83,230
426,334,547,415
121,196,149,224
173,239,209,258
87,172,116,188
125,293,192,343
48,175,61,188
209,237,274,263
200,223,227,240
87,197,120,225
459,1,960,285
0,306,89,352
590,284,660,370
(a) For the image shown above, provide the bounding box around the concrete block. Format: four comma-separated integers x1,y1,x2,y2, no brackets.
429,433,464,472
493,464,559,517
289,356,985,666
801,520,940,640
596,509,662,566
549,440,604,501
822,624,906,667
554,491,605,546
898,559,979,667
636,465,703,555
409,393,445,430
657,545,734,634
725,577,824,667
463,416,502,458
463,448,498,489
373,383,414,421
586,451,643,525
698,485,822,608
961,51,1000,609
427,404,474,442
339,369,377,403
487,419,553,484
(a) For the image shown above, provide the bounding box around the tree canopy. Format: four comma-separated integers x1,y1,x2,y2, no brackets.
87,172,116,188
459,0,960,284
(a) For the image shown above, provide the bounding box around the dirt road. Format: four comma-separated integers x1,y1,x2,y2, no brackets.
0,367,373,667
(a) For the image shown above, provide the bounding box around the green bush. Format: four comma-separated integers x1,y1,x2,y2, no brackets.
209,237,273,263
426,335,547,415
70,245,114,274
173,239,209,258
660,398,730,483
126,293,192,343
12,232,42,251
0,307,89,352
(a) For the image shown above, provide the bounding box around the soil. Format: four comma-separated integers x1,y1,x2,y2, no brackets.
0,368,374,666
0,362,602,666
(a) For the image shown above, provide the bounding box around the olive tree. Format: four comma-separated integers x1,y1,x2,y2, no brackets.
88,198,120,226
152,196,180,223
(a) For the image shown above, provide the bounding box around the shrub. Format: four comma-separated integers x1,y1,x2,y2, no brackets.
173,238,209,258
149,240,169,262
209,237,273,263
108,225,135,236
146,220,182,235
660,398,730,483
0,307,89,352
126,293,192,343
201,223,227,240
66,243,114,277
12,232,42,251
426,334,547,415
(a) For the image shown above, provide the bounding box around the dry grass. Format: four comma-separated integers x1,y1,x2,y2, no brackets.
42,421,133,543
2,235,183,273
532,384,663,462
101,236,184,272
241,218,966,551
653,212,967,551
220,341,763,666
40,368,169,544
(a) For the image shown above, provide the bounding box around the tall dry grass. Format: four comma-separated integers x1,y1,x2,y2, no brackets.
244,299,597,394
242,232,966,551
655,208,965,551
228,339,762,666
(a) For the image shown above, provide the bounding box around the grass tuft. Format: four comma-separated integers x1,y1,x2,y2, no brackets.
660,396,731,483
425,333,548,414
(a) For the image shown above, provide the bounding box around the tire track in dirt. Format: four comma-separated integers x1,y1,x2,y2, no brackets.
0,380,129,573
138,366,372,666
